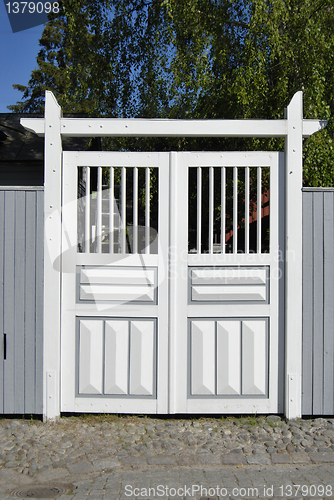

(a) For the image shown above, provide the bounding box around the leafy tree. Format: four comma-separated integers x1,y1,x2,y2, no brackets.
9,0,334,185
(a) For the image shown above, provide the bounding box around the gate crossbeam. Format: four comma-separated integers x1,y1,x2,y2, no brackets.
21,91,326,421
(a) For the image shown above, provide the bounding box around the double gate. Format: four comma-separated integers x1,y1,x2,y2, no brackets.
61,151,283,414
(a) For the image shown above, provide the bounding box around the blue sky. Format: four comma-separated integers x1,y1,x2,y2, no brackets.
0,2,45,112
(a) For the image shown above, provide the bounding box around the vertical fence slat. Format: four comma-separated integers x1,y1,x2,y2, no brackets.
197,167,202,254
14,191,25,413
35,190,44,413
233,166,238,253
302,191,313,415
145,167,150,254
24,191,37,413
3,191,15,412
209,166,214,254
221,167,225,254
109,167,114,254
257,167,262,253
85,167,90,253
96,166,102,254
245,167,250,254
0,192,4,413
323,191,334,414
121,167,126,253
313,191,324,414
133,167,138,254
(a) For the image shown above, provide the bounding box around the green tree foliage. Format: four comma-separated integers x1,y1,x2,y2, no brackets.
9,0,334,185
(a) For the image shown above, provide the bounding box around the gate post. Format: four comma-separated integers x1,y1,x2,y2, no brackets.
284,92,303,419
43,92,62,421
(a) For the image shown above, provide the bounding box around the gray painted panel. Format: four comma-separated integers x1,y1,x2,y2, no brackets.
14,191,26,413
0,188,44,415
3,191,15,412
0,191,4,413
323,192,334,414
312,192,324,415
24,191,37,413
302,191,313,415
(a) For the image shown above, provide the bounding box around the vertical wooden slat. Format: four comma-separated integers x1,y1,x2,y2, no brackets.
35,190,44,413
145,167,150,254
14,191,25,413
109,167,114,253
121,166,126,253
25,191,37,413
0,192,4,413
221,167,225,254
85,166,90,253
3,191,15,412
257,166,262,253
96,166,102,254
245,167,250,254
233,166,238,253
323,192,334,414
302,191,313,414
313,191,324,414
133,167,138,254
209,166,214,254
197,167,202,254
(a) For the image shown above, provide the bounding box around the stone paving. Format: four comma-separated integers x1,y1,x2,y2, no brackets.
0,415,334,499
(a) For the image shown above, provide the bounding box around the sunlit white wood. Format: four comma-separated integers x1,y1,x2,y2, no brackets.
191,268,267,285
245,166,250,253
129,321,154,395
192,285,267,302
96,167,102,254
121,167,126,254
133,167,138,254
197,167,202,254
221,167,225,254
105,321,129,394
242,320,267,395
302,119,327,136
79,320,103,394
233,166,238,253
209,166,214,254
257,167,262,253
85,167,90,253
109,167,114,253
145,167,150,255
80,284,154,302
217,321,241,395
80,267,155,285
76,253,159,266
191,321,215,395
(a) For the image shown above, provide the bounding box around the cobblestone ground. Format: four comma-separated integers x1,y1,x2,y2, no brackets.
0,415,334,499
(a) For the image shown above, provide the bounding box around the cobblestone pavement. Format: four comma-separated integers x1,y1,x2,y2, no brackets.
1,415,334,499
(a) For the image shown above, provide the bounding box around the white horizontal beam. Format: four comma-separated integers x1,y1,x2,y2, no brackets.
21,117,327,139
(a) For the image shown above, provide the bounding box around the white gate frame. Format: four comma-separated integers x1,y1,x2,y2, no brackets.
22,91,326,421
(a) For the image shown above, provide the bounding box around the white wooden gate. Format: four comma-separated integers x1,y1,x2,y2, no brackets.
60,150,282,414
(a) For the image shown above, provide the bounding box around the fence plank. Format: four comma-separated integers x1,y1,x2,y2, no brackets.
302,191,314,414
323,192,334,414
0,191,4,413
312,191,324,415
24,191,37,413
14,191,26,413
3,191,15,412
35,190,44,413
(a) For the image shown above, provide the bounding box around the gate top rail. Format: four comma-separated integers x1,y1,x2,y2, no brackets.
20,91,326,139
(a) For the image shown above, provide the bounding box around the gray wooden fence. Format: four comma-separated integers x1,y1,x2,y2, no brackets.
302,188,334,415
0,187,43,414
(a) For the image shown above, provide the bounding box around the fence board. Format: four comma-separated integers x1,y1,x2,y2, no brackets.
35,190,44,413
302,191,313,415
0,191,4,413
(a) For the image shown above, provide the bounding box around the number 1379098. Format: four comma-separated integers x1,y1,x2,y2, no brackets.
5,2,59,14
